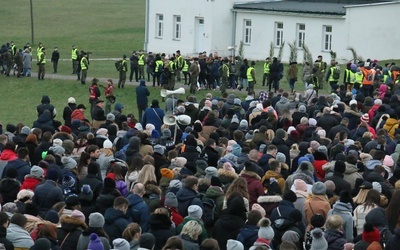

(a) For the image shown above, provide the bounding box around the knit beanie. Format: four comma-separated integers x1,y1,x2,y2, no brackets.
44,210,60,224
89,212,105,228
240,119,248,128
160,168,174,179
46,168,59,181
339,190,352,204
61,156,77,170
164,192,178,208
205,167,218,179
227,239,244,250
79,184,93,201
62,175,76,188
232,144,242,157
210,176,222,187
258,218,275,240
52,138,63,147
62,139,74,155
245,130,254,140
276,152,286,163
168,179,182,190
30,238,51,250
334,160,346,174
103,139,113,149
310,140,320,152
312,182,326,195
139,233,156,250
49,145,65,155
88,233,104,250
113,238,130,250
310,228,328,250
282,230,300,244
30,165,44,178
362,222,380,243
276,128,287,139
294,179,307,192
71,209,85,222
188,205,203,219
283,190,297,202
171,157,187,168
154,144,165,155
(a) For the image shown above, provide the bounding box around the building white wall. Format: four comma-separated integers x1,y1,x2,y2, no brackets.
234,11,347,62
345,2,400,61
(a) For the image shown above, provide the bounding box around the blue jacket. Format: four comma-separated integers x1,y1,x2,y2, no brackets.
34,180,63,217
104,207,129,244
4,159,31,183
176,187,203,217
136,82,150,108
237,225,259,250
142,107,165,134
127,194,149,232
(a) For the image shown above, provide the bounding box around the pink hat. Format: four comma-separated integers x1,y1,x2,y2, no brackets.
361,114,369,123
223,162,235,172
383,155,394,167
310,140,320,152
294,179,307,192
71,209,86,222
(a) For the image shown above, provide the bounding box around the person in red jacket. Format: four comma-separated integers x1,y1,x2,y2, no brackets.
313,146,328,181
241,161,264,207
20,165,44,191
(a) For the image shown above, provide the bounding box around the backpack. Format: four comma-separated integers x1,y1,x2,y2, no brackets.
202,197,219,227
115,60,122,71
332,67,340,80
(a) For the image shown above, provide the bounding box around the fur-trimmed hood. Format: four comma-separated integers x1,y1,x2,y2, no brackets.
217,168,238,182
60,215,87,231
52,131,74,141
240,170,261,180
145,183,161,196
344,109,362,117
257,195,283,204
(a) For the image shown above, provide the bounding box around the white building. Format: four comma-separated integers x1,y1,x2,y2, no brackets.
144,0,400,62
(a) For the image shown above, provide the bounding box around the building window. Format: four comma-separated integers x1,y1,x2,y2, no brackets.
156,14,164,38
323,25,332,51
173,15,181,40
297,24,306,48
243,19,252,44
275,22,284,47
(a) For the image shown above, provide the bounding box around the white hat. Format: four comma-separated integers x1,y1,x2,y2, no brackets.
68,97,76,104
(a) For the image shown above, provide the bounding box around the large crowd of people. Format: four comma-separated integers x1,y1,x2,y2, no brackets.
3,41,400,250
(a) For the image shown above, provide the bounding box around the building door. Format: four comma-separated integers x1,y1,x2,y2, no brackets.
195,18,204,53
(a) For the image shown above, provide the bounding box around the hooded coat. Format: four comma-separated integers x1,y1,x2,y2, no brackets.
327,201,354,241
57,215,87,250
6,223,34,248
127,193,149,232
136,81,150,108
176,187,203,217
324,229,346,250
103,207,129,244
240,170,264,207
148,213,174,250
304,195,331,231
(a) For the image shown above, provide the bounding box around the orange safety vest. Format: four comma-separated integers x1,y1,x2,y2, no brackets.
361,68,373,85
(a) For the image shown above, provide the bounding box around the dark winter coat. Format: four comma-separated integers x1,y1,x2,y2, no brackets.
176,187,203,217
37,95,55,117
271,137,291,167
136,82,150,108
92,105,106,121
317,114,340,135
127,194,149,232
103,208,129,244
32,141,52,165
142,106,165,134
328,124,352,141
324,172,351,195
324,229,347,250
63,103,77,127
95,189,121,215
269,200,297,224
179,146,199,167
0,178,20,204
33,180,63,216
0,226,13,250
148,213,174,250
57,215,87,250
33,112,53,130
80,174,104,202
203,146,219,168
237,224,259,250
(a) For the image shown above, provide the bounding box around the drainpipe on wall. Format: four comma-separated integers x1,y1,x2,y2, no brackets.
231,9,237,50
144,0,150,51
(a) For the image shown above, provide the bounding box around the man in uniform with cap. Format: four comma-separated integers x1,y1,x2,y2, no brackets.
118,55,128,89
80,52,89,84
37,47,46,80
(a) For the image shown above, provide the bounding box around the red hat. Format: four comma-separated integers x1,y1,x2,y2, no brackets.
60,125,72,134
361,113,369,123
362,223,380,243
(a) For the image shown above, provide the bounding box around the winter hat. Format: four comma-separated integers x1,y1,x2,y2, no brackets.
210,176,222,187
17,190,34,202
287,126,296,134
383,155,394,167
44,210,59,224
362,222,380,243
162,128,171,138
30,238,52,250
245,130,254,140
49,145,65,155
308,118,317,126
324,180,336,193
294,179,307,192
282,230,300,244
318,146,328,156
372,182,382,193
113,238,130,250
68,97,76,104
88,233,104,250
80,184,93,201
232,144,242,157
21,126,30,135
52,138,63,147
334,160,346,174
310,228,328,250
360,153,373,164
104,177,116,189
222,162,235,172
106,113,115,121
276,128,287,139
62,156,77,170
305,153,315,163
251,203,266,218
152,129,160,139
231,115,239,124
258,218,275,240
298,156,310,166
276,152,286,163
312,182,326,195
65,195,81,207
60,126,72,134
310,141,320,152
103,139,113,149
71,209,86,222
205,167,218,179
239,119,248,128
134,123,143,131
96,128,108,136
283,190,297,202
188,205,203,219
168,179,182,190
160,168,174,179
30,165,44,178
139,233,156,250
153,144,165,155
46,168,59,181
361,113,370,123
164,192,178,208
62,139,74,154
339,190,352,204
227,239,244,250
3,202,17,214
172,157,187,168
89,212,105,228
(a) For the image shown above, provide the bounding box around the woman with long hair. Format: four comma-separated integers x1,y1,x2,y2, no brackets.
77,152,91,180
353,189,380,235
277,108,293,130
122,223,141,250
162,236,184,250
137,164,157,185
107,164,127,197
37,223,60,250
73,133,89,157
25,134,39,163
223,177,250,211
126,157,145,191
386,189,400,233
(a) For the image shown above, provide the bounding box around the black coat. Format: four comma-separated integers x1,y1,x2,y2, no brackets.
63,103,77,127
148,213,174,250
80,174,104,202
104,208,129,244
271,137,291,168
0,178,20,204
33,180,63,216
328,124,351,141
95,189,121,215
0,226,14,250
32,141,52,165
136,83,150,108
92,105,106,121
324,172,351,195
317,114,340,136
324,229,347,250
57,216,86,250
202,146,219,168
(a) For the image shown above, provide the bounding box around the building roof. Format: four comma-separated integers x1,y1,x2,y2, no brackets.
233,1,347,15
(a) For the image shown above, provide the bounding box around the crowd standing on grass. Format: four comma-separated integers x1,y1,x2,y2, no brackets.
4,43,400,250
